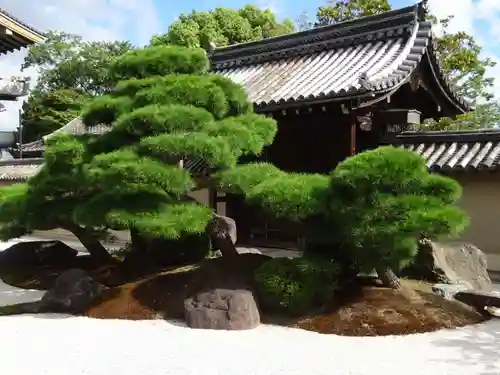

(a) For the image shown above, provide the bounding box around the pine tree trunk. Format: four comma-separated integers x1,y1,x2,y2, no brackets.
62,222,114,263
206,214,239,258
376,267,402,289
212,236,239,258
130,228,148,253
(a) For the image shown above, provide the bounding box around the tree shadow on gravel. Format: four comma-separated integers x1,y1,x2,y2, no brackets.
430,318,500,375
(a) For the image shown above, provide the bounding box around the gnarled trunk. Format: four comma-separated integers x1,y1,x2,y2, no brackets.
376,267,402,289
62,222,113,263
206,214,238,257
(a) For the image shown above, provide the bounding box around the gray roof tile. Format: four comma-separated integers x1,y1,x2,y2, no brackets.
394,129,500,172
211,2,467,111
0,158,43,181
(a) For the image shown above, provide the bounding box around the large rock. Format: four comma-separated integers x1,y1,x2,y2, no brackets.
454,290,500,311
184,288,260,330
0,240,78,268
403,240,492,291
207,214,237,245
40,269,108,313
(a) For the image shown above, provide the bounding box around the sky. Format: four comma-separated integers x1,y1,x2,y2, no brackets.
0,0,500,129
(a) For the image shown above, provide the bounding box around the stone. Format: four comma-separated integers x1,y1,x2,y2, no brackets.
0,240,78,268
207,214,239,257
432,283,470,300
207,214,237,244
184,288,260,330
212,245,261,258
40,269,108,313
236,247,262,255
454,290,500,311
403,240,492,291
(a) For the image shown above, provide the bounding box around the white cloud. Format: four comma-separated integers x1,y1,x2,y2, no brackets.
257,0,283,16
0,0,161,131
427,0,500,101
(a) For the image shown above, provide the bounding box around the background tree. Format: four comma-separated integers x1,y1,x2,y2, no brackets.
19,31,133,141
19,89,90,143
313,0,499,130
22,31,133,95
315,0,391,25
151,5,294,49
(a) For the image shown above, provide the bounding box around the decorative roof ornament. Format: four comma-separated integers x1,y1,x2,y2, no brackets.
358,72,373,91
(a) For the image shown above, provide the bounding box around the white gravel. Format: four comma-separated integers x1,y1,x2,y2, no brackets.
0,239,499,375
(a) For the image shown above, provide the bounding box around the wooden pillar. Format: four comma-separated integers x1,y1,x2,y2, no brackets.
209,188,217,212
350,116,357,156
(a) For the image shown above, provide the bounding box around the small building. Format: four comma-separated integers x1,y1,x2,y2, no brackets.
395,129,500,271
0,8,44,100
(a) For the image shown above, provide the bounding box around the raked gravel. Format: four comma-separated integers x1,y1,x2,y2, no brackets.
0,239,499,375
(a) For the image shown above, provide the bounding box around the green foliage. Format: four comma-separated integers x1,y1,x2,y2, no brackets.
20,89,90,142
327,147,468,271
430,15,496,104
109,46,209,80
59,44,276,241
19,31,132,142
217,163,329,221
22,30,133,95
0,184,31,239
254,256,340,315
151,5,294,49
225,147,468,274
316,0,391,25
130,75,230,119
422,102,500,130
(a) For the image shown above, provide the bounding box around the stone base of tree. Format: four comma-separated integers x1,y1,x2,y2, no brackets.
40,269,108,314
0,240,77,268
184,289,260,330
403,240,492,291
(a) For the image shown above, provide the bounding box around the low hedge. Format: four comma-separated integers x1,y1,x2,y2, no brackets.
254,256,340,316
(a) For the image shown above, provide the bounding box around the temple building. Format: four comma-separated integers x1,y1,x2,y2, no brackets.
4,2,500,271
0,8,44,100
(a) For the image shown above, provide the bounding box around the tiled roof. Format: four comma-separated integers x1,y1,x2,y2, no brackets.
42,117,110,140
0,158,43,181
394,129,500,172
211,2,467,111
14,117,110,156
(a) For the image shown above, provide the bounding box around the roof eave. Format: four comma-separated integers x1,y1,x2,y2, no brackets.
252,91,378,112
0,10,44,43
423,47,469,114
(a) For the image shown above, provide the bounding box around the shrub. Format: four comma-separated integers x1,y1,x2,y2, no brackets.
326,146,468,274
254,256,340,315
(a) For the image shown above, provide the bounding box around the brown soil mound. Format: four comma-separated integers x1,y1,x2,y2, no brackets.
289,280,488,336
0,254,488,335
85,254,269,320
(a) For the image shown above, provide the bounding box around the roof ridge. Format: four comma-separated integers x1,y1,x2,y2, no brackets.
0,157,43,166
212,2,424,66
395,129,500,143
